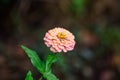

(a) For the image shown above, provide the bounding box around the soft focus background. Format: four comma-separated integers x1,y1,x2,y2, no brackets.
0,0,120,80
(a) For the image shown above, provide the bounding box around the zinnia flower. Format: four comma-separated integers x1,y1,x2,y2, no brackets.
44,27,75,53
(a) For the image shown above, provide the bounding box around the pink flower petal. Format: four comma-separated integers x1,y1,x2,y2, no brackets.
44,27,75,53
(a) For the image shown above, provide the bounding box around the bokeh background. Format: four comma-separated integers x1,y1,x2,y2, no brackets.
0,0,120,80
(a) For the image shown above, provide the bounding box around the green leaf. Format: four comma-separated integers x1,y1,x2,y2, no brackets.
21,45,45,74
25,71,33,80
44,71,59,80
45,54,57,72
44,54,58,80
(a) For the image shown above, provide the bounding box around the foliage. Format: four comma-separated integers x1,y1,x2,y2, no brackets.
25,71,33,80
71,0,86,16
21,45,58,80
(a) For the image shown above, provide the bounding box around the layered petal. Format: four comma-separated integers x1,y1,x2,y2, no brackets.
44,27,75,53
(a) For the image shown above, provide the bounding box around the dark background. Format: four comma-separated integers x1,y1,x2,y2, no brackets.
0,0,120,80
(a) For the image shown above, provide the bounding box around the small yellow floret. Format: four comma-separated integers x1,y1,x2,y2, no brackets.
57,32,66,39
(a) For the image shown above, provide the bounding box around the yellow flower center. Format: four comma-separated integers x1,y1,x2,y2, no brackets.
57,32,66,39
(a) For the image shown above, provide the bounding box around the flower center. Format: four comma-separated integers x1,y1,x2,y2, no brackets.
57,32,66,39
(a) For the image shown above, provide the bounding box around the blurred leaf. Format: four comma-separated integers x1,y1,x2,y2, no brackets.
45,54,57,72
71,0,86,16
44,70,59,80
25,71,33,80
21,45,45,74
96,27,120,46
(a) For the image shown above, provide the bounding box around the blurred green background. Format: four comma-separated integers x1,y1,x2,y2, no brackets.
0,0,120,80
